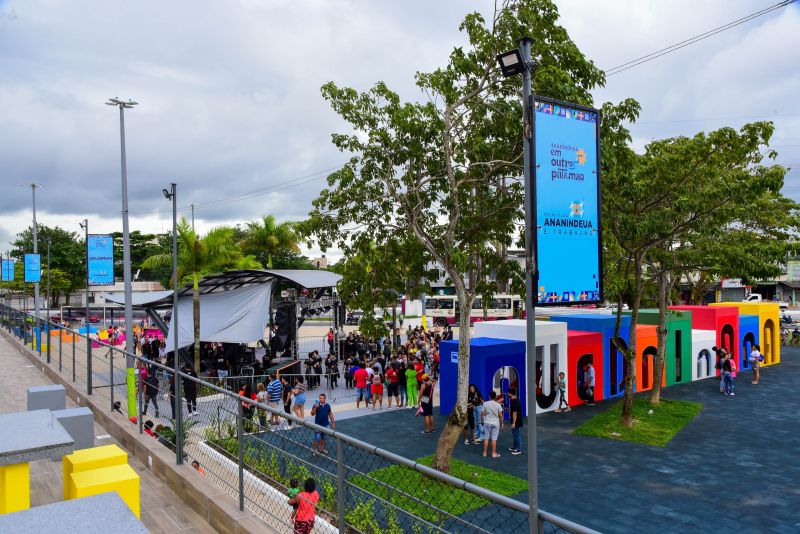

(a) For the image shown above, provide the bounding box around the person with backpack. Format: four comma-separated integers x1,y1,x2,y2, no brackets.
721,352,736,396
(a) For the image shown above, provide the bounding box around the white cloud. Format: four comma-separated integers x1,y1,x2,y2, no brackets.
0,0,798,255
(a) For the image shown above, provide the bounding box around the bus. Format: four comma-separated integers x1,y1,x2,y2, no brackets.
425,294,524,326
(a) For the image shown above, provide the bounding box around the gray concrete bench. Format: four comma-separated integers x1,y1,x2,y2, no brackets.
26,385,66,411
52,407,94,451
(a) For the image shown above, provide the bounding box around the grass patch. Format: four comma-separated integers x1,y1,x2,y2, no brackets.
573,397,702,447
350,454,527,522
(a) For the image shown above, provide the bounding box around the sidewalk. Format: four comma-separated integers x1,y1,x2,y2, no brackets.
0,334,214,533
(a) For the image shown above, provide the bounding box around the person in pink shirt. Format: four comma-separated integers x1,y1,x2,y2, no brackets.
288,478,319,534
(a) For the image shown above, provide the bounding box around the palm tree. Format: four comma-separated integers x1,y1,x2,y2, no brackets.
142,218,261,372
241,215,300,268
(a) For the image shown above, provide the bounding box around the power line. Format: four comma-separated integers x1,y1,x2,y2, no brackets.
605,0,796,76
128,163,346,216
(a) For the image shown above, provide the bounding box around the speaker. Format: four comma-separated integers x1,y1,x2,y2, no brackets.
271,304,297,355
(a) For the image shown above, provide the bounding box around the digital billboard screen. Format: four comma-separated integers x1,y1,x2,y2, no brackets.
88,234,115,286
1,259,13,282
532,97,602,305
24,254,41,283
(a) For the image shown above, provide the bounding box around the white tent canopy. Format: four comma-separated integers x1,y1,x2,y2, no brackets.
102,269,342,348
165,281,273,349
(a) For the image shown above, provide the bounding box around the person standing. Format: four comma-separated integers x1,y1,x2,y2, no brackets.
507,387,523,455
289,478,320,534
419,375,435,434
584,362,596,406
482,390,503,458
555,371,570,412
353,363,369,409
281,376,293,428
292,377,307,419
141,364,160,418
397,361,408,407
405,364,418,408
183,365,198,418
310,394,335,455
463,384,484,445
267,374,283,425
749,344,762,384
370,367,384,411
385,364,399,408
722,353,735,396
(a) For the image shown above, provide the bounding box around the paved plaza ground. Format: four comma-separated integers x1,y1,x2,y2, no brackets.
335,350,800,533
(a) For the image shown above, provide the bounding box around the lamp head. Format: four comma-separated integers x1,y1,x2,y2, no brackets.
496,48,525,77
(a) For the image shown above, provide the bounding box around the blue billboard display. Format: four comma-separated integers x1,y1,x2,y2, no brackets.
532,97,602,305
87,234,115,286
24,254,41,283
1,259,13,282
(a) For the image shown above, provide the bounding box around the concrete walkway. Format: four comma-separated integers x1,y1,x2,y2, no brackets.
334,350,800,534
0,334,215,534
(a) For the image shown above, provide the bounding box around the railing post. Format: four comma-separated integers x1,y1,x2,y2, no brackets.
46,325,51,364
72,334,76,382
110,345,115,412
58,328,62,372
87,332,93,395
237,401,245,512
137,371,143,435
336,437,346,532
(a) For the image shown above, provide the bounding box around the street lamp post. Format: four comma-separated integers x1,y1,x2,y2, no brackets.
106,97,138,417
79,219,92,394
497,37,538,534
46,237,51,323
163,183,183,464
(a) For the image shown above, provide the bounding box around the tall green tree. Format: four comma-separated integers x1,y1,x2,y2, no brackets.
302,0,607,472
142,218,261,371
241,215,300,269
604,122,799,424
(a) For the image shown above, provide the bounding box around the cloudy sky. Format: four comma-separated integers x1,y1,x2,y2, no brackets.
1,0,798,259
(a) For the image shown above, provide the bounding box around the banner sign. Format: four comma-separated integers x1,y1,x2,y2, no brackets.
1,259,13,282
532,96,602,305
24,254,41,283
88,234,115,286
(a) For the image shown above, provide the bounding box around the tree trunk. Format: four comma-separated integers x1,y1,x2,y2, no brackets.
620,260,643,428
650,270,669,405
267,253,272,269
193,272,201,374
431,278,471,473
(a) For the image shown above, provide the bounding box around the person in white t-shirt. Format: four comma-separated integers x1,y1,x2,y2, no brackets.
481,390,504,458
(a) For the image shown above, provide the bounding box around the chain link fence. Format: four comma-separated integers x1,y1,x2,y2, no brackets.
0,303,599,534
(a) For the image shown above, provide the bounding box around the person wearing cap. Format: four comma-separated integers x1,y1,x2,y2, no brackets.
419,374,436,434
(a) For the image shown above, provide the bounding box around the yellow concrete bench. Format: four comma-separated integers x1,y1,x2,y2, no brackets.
62,445,127,500
68,464,140,519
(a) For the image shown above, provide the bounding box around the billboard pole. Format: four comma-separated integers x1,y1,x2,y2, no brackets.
80,219,92,395
519,36,539,534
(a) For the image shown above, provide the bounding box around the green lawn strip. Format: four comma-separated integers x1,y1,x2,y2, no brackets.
349,455,527,522
573,397,702,447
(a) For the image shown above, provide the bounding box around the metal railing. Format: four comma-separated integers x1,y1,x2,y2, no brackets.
0,303,599,534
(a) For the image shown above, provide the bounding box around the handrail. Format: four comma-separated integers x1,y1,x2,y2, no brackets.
0,304,598,534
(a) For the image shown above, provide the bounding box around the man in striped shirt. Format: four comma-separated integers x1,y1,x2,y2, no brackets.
267,375,283,425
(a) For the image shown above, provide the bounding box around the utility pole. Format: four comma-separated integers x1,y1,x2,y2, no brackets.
106,97,138,417
164,184,183,464
25,184,43,332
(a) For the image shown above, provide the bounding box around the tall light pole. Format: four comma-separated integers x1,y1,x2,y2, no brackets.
497,37,538,534
79,219,92,394
106,97,138,417
189,203,197,232
163,183,183,464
